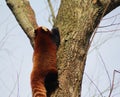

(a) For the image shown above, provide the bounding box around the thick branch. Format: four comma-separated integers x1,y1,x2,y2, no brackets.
6,0,38,47
51,0,120,97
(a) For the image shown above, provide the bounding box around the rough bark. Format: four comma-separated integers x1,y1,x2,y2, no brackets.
51,0,120,97
6,0,120,97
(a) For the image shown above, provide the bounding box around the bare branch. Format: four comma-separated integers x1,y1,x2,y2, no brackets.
99,22,120,28
108,70,120,97
84,72,104,97
47,0,56,24
97,29,120,33
103,13,120,20
6,0,38,47
97,50,111,88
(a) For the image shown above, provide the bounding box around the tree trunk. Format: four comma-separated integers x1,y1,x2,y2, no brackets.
51,0,120,97
6,0,120,97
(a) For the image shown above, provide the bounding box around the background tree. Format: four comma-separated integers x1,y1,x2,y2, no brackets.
0,0,120,97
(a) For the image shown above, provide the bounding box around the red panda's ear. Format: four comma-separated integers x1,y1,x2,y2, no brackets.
34,26,49,35
34,28,38,35
41,26,49,32
34,27,41,36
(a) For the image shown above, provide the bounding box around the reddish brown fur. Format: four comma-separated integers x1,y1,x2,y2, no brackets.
31,27,58,97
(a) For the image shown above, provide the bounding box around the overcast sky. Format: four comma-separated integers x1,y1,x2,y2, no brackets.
0,0,120,97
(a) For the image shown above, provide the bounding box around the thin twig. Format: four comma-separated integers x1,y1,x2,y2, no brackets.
97,50,111,88
84,72,104,97
99,22,120,28
102,13,120,20
47,0,56,24
97,29,120,33
108,70,120,97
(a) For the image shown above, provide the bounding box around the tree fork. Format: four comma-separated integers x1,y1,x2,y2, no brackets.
6,0,120,97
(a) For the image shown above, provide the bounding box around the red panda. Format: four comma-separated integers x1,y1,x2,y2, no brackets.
31,26,60,97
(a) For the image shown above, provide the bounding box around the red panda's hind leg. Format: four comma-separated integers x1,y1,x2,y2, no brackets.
45,71,58,97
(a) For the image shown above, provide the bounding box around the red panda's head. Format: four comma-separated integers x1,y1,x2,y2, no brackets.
34,26,52,37
34,26,57,53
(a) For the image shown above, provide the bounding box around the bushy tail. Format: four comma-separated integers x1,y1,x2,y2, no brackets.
31,82,47,97
45,71,59,97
